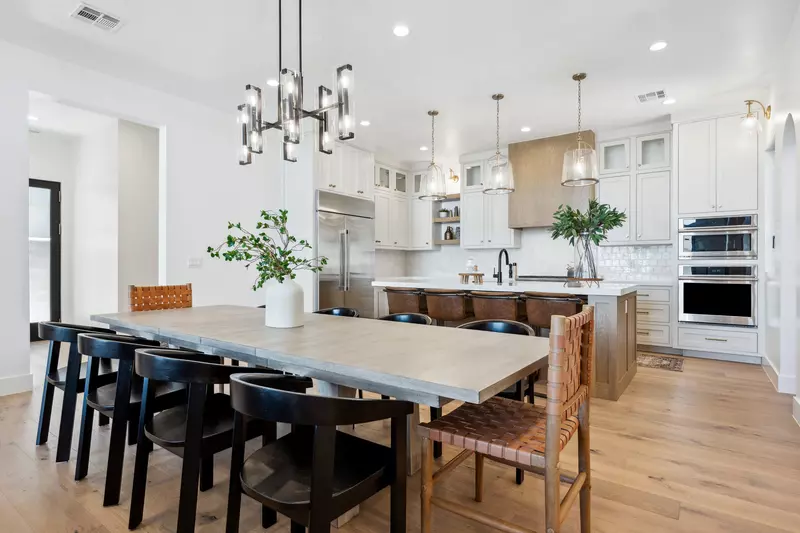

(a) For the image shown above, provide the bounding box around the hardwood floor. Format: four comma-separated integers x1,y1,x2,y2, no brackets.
1,342,799,532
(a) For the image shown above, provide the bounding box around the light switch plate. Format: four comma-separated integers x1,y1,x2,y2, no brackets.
187,257,203,268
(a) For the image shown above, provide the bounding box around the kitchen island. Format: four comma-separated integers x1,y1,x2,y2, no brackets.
373,277,640,400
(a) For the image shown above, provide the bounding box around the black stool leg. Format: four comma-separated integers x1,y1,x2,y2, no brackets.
260,425,278,528
36,340,60,446
75,356,100,481
127,417,138,445
56,342,82,462
431,407,442,459
129,377,155,529
176,383,206,532
291,522,305,533
98,413,109,426
103,361,134,507
225,412,246,533
390,415,408,533
200,455,214,492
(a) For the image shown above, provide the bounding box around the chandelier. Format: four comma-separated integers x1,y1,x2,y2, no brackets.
419,110,447,200
238,0,354,165
561,73,598,186
483,93,514,194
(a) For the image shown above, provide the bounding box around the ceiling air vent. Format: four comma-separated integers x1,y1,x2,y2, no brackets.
70,3,122,32
636,90,666,104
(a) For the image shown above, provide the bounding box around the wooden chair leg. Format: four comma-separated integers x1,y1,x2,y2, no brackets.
56,342,82,462
129,378,155,529
578,401,591,533
420,437,434,533
545,426,561,533
474,453,484,502
36,340,60,446
390,415,408,533
200,455,214,492
430,407,442,459
225,413,246,533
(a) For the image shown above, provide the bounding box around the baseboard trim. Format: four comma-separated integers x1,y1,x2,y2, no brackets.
682,350,761,365
793,397,800,428
762,357,780,391
0,372,33,397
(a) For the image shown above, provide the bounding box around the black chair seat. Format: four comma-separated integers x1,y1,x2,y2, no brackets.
87,380,186,413
47,360,117,390
241,429,393,521
145,393,264,453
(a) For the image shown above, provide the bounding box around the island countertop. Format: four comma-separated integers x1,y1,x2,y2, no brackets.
372,277,639,297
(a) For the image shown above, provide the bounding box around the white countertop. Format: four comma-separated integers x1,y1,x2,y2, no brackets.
372,277,640,297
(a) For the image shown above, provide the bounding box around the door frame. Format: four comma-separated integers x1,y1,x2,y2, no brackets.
29,178,62,340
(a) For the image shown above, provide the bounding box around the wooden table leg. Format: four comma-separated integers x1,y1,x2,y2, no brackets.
316,380,360,528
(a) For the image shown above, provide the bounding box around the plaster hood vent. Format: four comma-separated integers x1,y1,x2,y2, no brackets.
71,4,122,32
636,90,666,104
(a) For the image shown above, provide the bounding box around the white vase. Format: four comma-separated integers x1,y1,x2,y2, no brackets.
264,279,304,328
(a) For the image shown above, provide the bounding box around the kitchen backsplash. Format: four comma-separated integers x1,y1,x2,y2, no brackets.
596,245,674,281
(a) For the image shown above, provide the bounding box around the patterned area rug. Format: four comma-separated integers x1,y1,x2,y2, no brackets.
637,352,684,372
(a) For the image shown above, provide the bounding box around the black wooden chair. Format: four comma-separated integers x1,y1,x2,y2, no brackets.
35,322,115,462
226,373,413,533
315,307,360,317
457,319,537,484
379,313,433,325
128,349,313,532
74,332,188,506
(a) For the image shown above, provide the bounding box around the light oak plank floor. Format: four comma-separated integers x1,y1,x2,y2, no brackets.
1,343,798,532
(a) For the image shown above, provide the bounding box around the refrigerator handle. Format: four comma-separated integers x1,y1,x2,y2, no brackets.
338,230,346,291
344,229,350,291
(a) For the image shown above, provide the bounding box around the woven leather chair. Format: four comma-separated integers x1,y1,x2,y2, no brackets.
129,283,193,312
420,307,595,533
422,289,470,326
384,287,425,314
469,291,520,321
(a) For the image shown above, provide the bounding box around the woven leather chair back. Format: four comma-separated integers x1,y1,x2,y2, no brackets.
384,287,423,314
547,306,594,421
470,292,519,321
129,284,193,312
423,289,468,322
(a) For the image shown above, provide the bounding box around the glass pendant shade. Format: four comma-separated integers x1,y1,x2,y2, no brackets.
280,69,302,144
741,113,761,135
336,64,354,140
244,85,263,155
484,153,514,194
562,141,598,186
318,86,333,154
238,104,252,166
420,163,447,200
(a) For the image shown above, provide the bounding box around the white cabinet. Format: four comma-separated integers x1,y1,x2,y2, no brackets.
677,117,757,215
636,133,670,172
315,144,372,198
374,164,392,192
597,175,632,243
636,286,673,348
353,148,374,198
599,139,630,175
315,151,342,191
636,171,670,241
409,197,433,249
461,191,520,249
393,170,408,194
463,162,484,191
389,196,409,248
374,194,391,247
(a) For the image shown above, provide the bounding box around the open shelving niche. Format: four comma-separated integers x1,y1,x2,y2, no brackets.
432,193,461,245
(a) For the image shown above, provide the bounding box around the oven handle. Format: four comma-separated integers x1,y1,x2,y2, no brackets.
678,227,757,234
679,277,757,282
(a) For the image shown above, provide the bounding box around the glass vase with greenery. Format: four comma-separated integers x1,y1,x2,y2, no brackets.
550,199,626,279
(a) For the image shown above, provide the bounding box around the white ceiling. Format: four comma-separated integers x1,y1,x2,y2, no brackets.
4,0,799,164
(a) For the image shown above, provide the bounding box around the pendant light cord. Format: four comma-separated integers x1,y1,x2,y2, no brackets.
576,77,582,143
431,113,435,165
278,0,282,71
298,0,302,73
496,97,501,156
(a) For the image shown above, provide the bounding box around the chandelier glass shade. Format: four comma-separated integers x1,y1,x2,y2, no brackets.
562,73,598,187
483,93,514,194
419,110,447,200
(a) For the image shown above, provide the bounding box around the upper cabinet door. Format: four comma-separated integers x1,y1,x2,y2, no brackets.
461,192,485,248
678,120,716,215
636,133,670,172
394,170,407,194
410,197,432,249
715,115,758,213
636,171,671,242
389,196,409,248
354,150,374,198
412,171,427,197
374,194,391,246
463,162,484,191
374,164,391,192
598,139,630,175
484,193,514,248
596,175,632,244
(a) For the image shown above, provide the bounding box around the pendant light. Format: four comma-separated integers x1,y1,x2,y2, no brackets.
483,94,514,194
419,110,447,200
561,73,598,187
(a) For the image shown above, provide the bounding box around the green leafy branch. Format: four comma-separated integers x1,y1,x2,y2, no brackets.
207,209,328,289
550,199,627,246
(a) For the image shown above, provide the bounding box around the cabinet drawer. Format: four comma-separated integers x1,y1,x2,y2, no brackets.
636,324,670,346
678,327,758,354
636,288,670,303
636,303,670,324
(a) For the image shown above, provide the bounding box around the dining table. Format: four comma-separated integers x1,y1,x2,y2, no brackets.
91,305,550,525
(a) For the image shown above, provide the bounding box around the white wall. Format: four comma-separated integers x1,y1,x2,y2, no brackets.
0,39,281,394
118,119,160,310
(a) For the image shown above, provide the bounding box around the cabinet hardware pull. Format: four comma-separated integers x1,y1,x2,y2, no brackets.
426,242,429,245
637,331,650,335
394,241,398,244
375,240,381,243
704,337,728,342
639,293,650,297
637,311,650,314
637,233,642,238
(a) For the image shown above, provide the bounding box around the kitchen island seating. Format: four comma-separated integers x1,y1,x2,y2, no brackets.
226,373,414,533
73,333,187,506
379,312,433,325
419,307,594,533
522,292,583,336
315,307,360,317
384,286,425,314
422,289,471,326
129,349,313,533
470,291,521,321
35,321,115,462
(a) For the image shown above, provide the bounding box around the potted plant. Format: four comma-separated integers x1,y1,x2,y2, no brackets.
207,209,327,328
438,207,450,218
550,199,626,279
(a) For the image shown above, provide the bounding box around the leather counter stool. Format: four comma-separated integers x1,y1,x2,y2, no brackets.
523,292,584,336
422,289,470,326
384,287,426,315
470,291,520,321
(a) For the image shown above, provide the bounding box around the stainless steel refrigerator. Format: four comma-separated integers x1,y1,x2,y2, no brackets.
315,190,375,318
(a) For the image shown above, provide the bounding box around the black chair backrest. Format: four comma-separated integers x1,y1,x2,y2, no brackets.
230,373,412,426
457,319,535,336
135,348,280,385
38,322,110,343
379,313,433,325
77,333,161,361
315,307,360,317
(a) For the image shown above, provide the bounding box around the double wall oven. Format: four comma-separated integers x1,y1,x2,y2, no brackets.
677,215,758,327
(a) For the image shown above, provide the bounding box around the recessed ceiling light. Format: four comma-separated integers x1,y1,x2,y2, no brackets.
360,120,370,126
393,25,410,37
662,97,676,105
266,79,279,87
27,115,39,121
520,126,531,132
649,41,668,51
419,146,428,151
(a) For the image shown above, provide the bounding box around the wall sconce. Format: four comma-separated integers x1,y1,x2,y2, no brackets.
742,99,771,135
449,168,459,183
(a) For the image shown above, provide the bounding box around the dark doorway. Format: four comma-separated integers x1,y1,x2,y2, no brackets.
29,179,61,340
